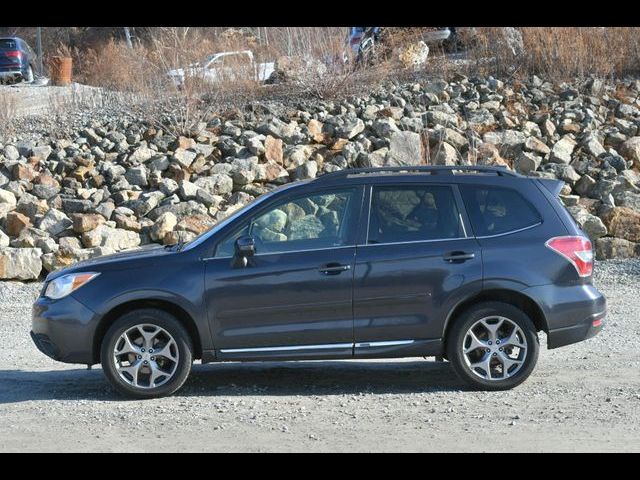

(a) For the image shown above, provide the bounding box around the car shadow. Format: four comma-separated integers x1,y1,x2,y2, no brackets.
0,360,464,404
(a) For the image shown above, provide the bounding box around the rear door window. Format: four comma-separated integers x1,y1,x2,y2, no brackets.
368,185,463,244
460,185,542,237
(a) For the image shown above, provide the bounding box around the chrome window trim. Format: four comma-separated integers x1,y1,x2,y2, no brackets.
220,342,353,354
475,221,542,239
360,237,469,248
354,340,415,348
459,213,468,237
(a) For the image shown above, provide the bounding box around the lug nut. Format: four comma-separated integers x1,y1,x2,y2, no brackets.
143,360,148,365
148,349,153,354
496,340,501,344
141,348,145,353
137,355,142,359
488,341,492,345
499,348,503,352
492,353,497,357
150,357,155,361
486,348,491,353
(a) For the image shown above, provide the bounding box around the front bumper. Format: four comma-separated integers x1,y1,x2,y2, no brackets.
31,293,100,364
523,283,606,349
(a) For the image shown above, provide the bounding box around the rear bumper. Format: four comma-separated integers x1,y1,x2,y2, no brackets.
523,283,606,349
0,69,22,77
546,311,605,349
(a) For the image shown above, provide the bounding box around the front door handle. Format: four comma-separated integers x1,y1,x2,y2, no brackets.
318,263,351,275
443,251,476,263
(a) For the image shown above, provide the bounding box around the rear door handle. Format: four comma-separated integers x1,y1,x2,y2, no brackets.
318,263,351,275
443,251,476,263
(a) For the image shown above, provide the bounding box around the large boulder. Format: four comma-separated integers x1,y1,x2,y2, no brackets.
387,131,425,166
430,141,459,166
42,246,115,272
619,137,640,168
595,237,639,260
81,225,141,251
193,174,233,196
72,213,106,234
0,189,17,207
549,136,576,164
0,247,42,280
600,207,640,243
264,135,284,164
38,209,73,236
150,212,178,243
5,211,31,236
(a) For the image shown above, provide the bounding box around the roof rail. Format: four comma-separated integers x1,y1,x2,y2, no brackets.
314,165,521,182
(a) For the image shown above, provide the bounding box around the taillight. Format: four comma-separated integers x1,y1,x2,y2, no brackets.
545,236,593,277
5,50,22,60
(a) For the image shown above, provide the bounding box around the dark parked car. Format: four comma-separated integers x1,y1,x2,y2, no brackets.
31,166,606,398
0,37,36,84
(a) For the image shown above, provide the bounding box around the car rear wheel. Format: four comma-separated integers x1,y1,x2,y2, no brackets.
446,301,539,391
23,65,34,83
100,309,193,399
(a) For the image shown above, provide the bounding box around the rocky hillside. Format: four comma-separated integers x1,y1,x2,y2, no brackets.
2,74,640,280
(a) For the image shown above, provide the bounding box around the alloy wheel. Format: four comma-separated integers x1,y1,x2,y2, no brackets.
462,316,528,381
112,324,179,389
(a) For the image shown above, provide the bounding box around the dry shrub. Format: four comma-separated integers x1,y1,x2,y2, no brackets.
465,27,640,81
71,40,154,93
520,27,640,79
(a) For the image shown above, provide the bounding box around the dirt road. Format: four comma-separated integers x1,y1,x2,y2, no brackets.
1,261,638,452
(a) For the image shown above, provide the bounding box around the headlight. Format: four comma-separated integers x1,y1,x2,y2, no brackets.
44,272,100,300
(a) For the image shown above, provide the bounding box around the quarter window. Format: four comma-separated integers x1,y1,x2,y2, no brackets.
368,185,463,244
459,185,542,237
216,188,358,256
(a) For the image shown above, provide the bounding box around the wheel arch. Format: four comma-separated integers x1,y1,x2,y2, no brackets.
443,289,548,346
93,299,203,364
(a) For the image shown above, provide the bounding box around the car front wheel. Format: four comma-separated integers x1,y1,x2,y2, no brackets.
446,301,540,391
100,309,193,399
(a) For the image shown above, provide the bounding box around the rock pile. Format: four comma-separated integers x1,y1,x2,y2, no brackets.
2,74,640,279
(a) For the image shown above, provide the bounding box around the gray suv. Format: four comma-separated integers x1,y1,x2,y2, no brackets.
31,166,606,398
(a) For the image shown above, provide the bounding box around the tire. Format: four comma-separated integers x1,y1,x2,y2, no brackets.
446,301,539,391
23,65,34,83
100,309,193,399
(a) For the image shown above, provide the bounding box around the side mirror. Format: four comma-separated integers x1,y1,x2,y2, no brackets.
234,235,256,258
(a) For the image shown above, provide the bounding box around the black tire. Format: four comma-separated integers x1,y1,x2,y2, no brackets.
23,65,34,83
100,309,193,399
446,301,539,391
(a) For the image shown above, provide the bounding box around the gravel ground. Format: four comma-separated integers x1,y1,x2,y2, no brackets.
0,260,638,452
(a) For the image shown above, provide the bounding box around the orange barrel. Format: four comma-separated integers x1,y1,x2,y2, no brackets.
50,57,73,86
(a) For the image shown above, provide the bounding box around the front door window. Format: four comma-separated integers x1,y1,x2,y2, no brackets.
216,188,358,257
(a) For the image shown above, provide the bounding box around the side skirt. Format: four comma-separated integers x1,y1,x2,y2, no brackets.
202,339,443,363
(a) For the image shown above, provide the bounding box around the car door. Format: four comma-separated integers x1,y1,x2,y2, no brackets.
204,186,364,359
352,182,483,357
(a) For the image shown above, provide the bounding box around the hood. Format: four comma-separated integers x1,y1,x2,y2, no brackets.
46,244,175,281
